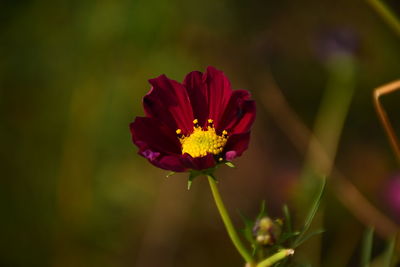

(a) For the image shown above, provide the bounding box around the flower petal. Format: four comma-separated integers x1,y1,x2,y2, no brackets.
144,75,194,134
223,132,251,160
204,66,233,127
149,154,187,172
130,117,187,172
181,154,216,170
139,148,186,172
130,116,181,154
218,90,256,135
183,71,209,127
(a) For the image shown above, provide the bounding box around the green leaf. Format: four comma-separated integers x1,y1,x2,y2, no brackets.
187,170,202,190
361,227,374,267
225,161,236,168
238,212,257,247
383,236,395,267
279,231,301,244
257,200,267,220
186,167,218,190
294,229,325,248
166,171,176,178
294,177,326,247
283,204,292,234
238,201,270,259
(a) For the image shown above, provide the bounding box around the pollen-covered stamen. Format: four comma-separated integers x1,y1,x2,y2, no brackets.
177,118,228,158
176,128,183,138
193,119,199,128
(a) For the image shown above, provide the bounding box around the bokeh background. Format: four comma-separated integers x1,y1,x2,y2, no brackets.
1,0,400,266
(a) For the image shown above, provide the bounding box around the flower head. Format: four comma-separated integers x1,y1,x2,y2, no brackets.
253,217,282,246
130,66,256,172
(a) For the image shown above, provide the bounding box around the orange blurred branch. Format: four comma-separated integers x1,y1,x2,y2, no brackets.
373,80,400,164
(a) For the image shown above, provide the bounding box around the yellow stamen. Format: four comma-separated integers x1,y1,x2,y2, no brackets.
208,119,214,124
176,129,182,135
178,118,228,158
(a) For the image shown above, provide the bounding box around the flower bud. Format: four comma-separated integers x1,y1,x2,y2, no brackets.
253,216,282,246
258,217,273,231
256,233,271,245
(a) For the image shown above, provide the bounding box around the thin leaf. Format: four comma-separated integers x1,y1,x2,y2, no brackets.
238,212,261,258
279,231,301,244
238,212,257,245
187,179,193,190
294,229,325,248
187,170,201,190
282,231,301,239
238,211,253,228
383,236,395,267
283,204,292,234
225,161,236,168
361,227,374,267
257,200,267,220
186,166,219,190
294,177,326,247
302,178,326,233
166,171,175,178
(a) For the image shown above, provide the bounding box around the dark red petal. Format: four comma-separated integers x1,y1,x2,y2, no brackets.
204,66,233,127
217,90,251,133
148,154,187,172
181,154,216,170
138,148,186,172
144,75,194,134
183,71,209,127
130,117,187,172
223,132,251,160
228,100,256,134
130,117,181,155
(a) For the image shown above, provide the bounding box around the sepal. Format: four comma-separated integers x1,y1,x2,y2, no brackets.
187,167,217,190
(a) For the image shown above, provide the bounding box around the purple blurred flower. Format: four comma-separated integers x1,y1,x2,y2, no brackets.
315,27,359,61
385,175,400,221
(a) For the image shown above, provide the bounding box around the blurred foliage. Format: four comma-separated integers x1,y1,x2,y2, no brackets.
1,0,400,266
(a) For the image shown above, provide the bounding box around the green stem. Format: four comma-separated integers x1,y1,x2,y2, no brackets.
207,175,254,264
256,249,295,267
366,0,400,36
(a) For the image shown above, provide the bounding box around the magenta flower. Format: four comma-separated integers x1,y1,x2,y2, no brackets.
130,66,256,172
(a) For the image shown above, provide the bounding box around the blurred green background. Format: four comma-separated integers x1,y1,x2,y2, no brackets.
1,0,400,266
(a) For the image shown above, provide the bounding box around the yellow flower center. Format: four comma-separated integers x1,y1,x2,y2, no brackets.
176,119,228,158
